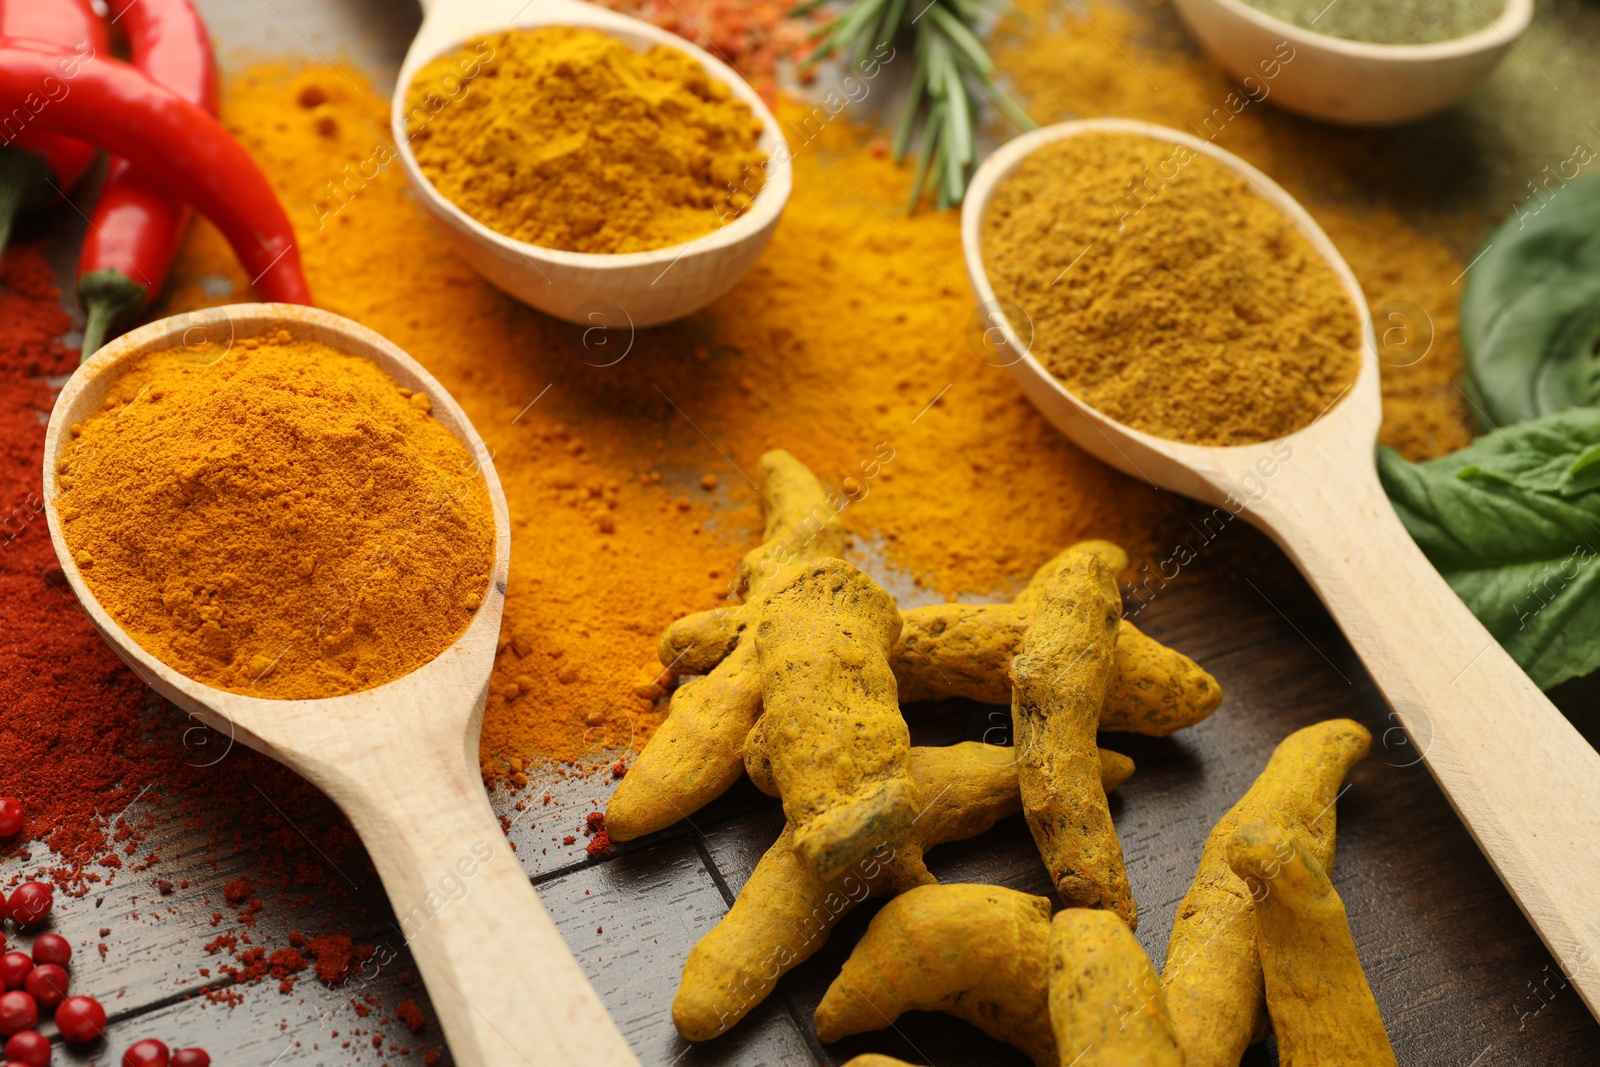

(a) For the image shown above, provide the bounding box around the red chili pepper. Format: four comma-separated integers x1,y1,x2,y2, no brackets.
77,0,217,355
0,0,107,252
0,43,311,306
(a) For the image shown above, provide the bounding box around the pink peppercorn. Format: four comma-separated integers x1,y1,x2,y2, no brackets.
4,886,49,929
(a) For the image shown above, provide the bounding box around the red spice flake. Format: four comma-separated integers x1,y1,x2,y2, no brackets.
352,1000,371,1018
585,832,612,859
588,0,829,100
396,999,425,1034
562,835,576,846
157,879,174,895
585,812,605,834
98,927,110,937
425,1051,440,1066
305,933,358,986
611,760,627,779
269,947,307,982
222,878,254,905
205,934,237,955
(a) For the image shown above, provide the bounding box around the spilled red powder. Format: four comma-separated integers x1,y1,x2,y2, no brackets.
306,933,359,985
0,244,150,889
269,947,308,993
396,999,425,1034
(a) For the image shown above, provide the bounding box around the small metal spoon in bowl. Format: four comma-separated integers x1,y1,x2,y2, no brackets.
390,0,792,328
43,304,642,1067
962,118,1600,1020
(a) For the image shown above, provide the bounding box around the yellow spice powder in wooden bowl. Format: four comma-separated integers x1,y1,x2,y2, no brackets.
981,131,1360,446
55,332,495,699
405,26,767,255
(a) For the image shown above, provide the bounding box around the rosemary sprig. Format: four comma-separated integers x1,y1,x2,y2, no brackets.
798,0,1035,209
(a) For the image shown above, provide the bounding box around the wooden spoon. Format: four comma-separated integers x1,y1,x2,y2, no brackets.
42,304,642,1067
389,0,791,328
962,119,1600,1018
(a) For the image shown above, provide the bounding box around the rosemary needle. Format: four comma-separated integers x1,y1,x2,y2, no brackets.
800,0,1036,209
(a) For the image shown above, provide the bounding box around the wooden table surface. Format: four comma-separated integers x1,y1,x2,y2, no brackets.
11,1,1600,1064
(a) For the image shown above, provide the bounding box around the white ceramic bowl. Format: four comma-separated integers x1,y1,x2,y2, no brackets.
391,0,791,328
1170,0,1533,125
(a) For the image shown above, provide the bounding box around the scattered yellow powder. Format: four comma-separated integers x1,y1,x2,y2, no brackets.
982,132,1360,445
405,26,767,254
56,333,495,699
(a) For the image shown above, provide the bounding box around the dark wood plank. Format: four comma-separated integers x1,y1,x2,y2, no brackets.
532,837,820,1066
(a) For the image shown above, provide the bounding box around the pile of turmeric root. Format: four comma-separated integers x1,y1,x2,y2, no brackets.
605,451,1397,1066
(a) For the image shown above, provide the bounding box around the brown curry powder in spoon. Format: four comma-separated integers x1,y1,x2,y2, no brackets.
981,131,1361,446
55,331,495,699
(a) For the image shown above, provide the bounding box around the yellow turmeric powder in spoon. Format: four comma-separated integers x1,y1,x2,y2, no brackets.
981,131,1360,446
55,332,495,699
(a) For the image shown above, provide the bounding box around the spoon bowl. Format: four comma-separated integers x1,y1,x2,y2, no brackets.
963,119,1600,1021
391,0,791,328
43,304,640,1067
1170,0,1532,125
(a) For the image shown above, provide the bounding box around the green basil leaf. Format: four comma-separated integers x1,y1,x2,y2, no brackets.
1378,407,1600,691
1461,170,1600,427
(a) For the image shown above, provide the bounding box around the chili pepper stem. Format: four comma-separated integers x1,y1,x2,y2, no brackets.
0,148,52,257
78,268,149,361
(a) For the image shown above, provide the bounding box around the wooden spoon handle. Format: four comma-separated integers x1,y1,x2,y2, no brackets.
1256,457,1600,1015
312,728,641,1067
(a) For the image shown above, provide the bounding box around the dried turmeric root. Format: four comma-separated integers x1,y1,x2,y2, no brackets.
896,540,1221,736
814,883,1057,1067
1048,909,1183,1067
639,519,1215,844
657,448,847,670
1100,618,1221,735
744,716,1134,800
1163,719,1371,1067
757,557,918,884
669,535,1221,734
840,1058,921,1067
675,742,1135,1041
1012,550,1135,926
607,450,841,841
1226,824,1398,1067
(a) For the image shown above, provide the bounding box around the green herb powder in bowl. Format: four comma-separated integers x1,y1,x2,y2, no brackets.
1241,0,1504,45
